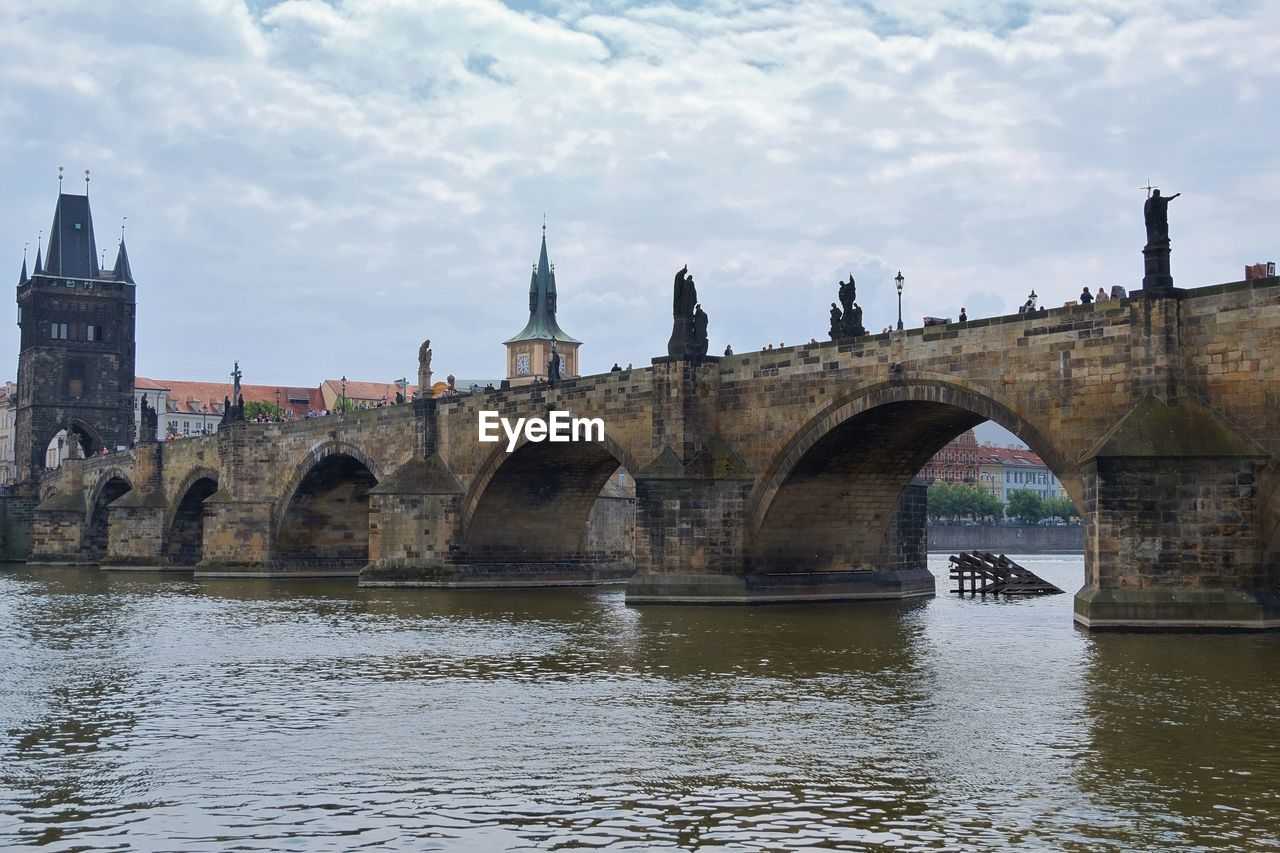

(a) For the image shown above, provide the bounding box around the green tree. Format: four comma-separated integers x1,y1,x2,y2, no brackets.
928,482,1004,522
1006,489,1046,523
242,400,282,421
972,487,1005,521
1044,495,1078,522
926,481,958,520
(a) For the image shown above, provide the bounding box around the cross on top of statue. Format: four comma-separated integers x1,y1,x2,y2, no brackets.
231,360,242,402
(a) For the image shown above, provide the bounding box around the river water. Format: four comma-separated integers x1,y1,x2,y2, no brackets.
2,555,1278,850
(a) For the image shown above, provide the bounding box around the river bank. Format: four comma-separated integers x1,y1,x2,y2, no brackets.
928,522,1082,553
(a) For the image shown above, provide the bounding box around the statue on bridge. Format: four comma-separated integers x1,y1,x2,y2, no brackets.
839,274,856,317
668,266,710,358
139,394,158,443
1144,188,1181,246
417,339,433,396
1141,186,1181,293
693,304,709,357
829,275,867,340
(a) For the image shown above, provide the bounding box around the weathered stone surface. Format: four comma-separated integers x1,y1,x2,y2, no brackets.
24,277,1280,628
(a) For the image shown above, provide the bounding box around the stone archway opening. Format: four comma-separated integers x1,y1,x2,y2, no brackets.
753,401,986,576
167,476,218,567
84,476,132,563
584,465,637,563
463,441,635,575
275,454,378,573
44,425,102,469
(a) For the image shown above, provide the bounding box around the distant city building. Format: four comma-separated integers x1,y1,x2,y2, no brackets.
134,377,325,439
919,428,978,484
923,431,1067,505
131,377,455,441
504,228,581,387
321,378,417,411
976,445,1066,504
0,381,16,484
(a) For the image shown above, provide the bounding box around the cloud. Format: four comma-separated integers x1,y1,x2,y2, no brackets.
0,0,1277,384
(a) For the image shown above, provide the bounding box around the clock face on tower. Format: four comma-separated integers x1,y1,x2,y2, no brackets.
516,354,530,375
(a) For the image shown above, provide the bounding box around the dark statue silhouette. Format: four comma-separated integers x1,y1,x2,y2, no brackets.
829,274,867,340
668,266,710,358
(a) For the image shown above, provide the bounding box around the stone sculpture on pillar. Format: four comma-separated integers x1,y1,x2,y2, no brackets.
1142,188,1181,293
692,304,709,357
828,275,867,339
668,265,709,358
417,339,433,396
139,394,158,443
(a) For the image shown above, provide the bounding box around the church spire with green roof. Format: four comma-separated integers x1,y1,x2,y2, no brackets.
504,226,581,345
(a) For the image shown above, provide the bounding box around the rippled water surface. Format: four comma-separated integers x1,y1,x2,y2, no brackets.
3,556,1279,850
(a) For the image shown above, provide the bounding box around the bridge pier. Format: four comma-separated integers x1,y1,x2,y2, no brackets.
359,454,634,588
30,458,95,565
626,472,932,604
360,455,465,586
192,497,279,576
100,495,170,569
100,443,179,571
1074,397,1279,629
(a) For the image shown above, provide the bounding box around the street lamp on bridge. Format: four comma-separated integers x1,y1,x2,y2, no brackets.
895,270,905,331
340,375,347,414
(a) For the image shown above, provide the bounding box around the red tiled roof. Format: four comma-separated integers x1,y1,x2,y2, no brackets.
976,445,1047,467
136,377,326,416
321,379,418,401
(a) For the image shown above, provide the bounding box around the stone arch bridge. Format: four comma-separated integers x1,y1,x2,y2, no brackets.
30,279,1280,629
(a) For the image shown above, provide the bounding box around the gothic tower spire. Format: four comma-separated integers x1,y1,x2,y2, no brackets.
504,224,582,386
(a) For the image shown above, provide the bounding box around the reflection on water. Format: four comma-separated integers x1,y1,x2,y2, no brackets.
1,556,1278,850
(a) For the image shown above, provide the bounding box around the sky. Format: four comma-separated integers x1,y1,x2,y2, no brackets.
1,0,1277,391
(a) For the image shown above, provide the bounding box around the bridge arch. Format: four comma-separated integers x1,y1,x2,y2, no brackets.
165,467,220,567
273,440,383,571
40,419,106,468
460,431,638,562
747,375,1080,574
84,469,133,563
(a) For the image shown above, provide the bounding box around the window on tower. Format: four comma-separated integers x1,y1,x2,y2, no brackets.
67,362,85,399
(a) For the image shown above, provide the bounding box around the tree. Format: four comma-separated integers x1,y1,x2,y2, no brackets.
927,481,1004,522
1044,495,1078,522
927,481,960,520
972,488,1005,522
1006,489,1046,523
242,400,282,421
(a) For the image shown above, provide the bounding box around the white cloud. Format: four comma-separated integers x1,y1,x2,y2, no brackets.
0,0,1276,384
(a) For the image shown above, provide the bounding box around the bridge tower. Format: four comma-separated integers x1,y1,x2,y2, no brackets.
15,186,137,482
503,226,581,386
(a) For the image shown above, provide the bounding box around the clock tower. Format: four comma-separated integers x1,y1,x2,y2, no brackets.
504,227,581,387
